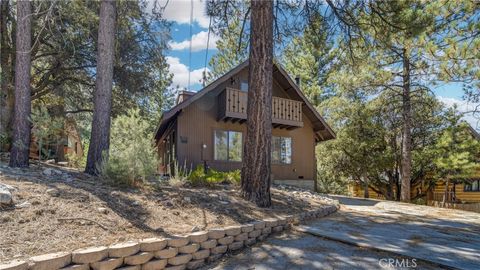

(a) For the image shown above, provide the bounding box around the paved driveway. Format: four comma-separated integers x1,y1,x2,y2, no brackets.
298,196,480,270
208,230,440,270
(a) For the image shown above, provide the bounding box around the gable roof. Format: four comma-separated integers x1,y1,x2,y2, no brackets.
155,60,335,143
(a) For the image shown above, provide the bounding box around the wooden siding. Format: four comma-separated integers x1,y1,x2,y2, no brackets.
349,183,386,200
174,70,316,182
430,181,480,203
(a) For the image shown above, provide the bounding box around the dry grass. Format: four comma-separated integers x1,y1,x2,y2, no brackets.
0,160,331,263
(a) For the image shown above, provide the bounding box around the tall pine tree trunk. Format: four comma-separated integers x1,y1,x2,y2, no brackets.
0,0,14,152
9,0,31,167
241,0,273,207
400,48,412,202
85,0,116,175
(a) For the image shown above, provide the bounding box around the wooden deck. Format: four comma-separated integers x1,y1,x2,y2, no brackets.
218,87,304,129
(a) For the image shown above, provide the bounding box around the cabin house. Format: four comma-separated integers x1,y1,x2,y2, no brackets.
29,117,84,161
154,61,335,191
348,124,480,211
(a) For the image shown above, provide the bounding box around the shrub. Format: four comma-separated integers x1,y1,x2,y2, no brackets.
188,165,240,187
30,107,64,160
168,160,191,187
101,109,157,186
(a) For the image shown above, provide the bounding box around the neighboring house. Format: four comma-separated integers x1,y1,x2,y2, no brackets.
154,61,335,191
349,124,480,210
30,117,84,161
427,125,480,206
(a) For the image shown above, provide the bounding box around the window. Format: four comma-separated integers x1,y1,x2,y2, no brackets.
214,130,242,161
272,136,292,164
464,180,480,192
240,81,248,92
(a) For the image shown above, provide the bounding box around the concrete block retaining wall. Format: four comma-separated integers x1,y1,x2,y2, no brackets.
0,205,338,270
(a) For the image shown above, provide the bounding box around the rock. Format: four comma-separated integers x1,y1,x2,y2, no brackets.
154,247,178,259
168,235,189,248
0,189,12,205
244,238,256,246
167,254,192,266
240,224,254,233
234,233,248,242
90,257,123,270
0,260,28,270
42,169,53,176
224,226,241,236
208,228,225,239
192,250,209,260
252,221,265,230
71,246,108,264
141,259,167,270
272,226,284,233
210,245,227,255
108,242,140,258
206,254,223,263
97,207,109,214
263,218,278,228
188,231,208,243
57,161,69,166
200,239,217,249
30,252,71,270
217,236,234,245
186,259,204,270
140,238,167,252
116,266,140,270
46,188,59,197
59,264,90,270
183,197,191,203
124,252,153,265
178,243,200,254
0,183,14,205
262,227,272,235
248,230,262,238
228,241,244,251
219,200,229,205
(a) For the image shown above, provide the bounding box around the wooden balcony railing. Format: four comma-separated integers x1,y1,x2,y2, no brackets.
218,87,303,128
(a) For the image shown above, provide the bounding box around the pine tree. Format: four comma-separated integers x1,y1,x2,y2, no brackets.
85,0,117,175
9,0,32,168
241,0,274,207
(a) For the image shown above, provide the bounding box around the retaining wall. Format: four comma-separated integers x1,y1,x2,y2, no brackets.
0,205,338,270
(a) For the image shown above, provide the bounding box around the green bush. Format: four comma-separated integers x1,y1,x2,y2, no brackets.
101,109,157,186
188,165,241,187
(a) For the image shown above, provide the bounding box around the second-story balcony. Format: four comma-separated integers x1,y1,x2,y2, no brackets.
218,87,304,129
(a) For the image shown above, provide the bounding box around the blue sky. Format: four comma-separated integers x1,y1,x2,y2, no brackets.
160,0,477,128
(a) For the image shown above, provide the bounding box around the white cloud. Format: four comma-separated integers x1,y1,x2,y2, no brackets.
157,0,210,28
166,56,208,89
437,96,480,129
169,31,219,51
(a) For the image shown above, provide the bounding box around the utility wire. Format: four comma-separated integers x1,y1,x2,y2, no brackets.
187,0,194,90
203,15,213,87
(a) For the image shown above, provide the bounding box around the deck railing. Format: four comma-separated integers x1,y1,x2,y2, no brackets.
219,87,303,128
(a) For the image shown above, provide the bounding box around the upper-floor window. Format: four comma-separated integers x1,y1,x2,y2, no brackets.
464,180,480,192
240,81,248,92
272,136,292,164
214,130,242,161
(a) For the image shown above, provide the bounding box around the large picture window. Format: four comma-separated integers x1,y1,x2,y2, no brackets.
272,136,292,164
214,130,242,161
465,180,480,192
